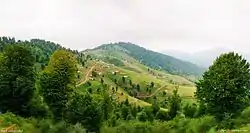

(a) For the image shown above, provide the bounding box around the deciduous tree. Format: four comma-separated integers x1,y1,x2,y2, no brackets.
0,45,35,117
195,52,250,120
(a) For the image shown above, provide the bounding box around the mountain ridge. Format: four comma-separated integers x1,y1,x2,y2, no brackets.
163,47,250,68
83,42,205,77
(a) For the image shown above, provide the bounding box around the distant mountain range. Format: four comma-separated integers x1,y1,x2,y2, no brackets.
163,48,250,68
83,42,205,76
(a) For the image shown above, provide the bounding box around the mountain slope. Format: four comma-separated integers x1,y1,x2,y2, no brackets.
163,47,233,68
84,42,205,76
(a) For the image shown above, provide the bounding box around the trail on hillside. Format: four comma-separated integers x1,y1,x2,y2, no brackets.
76,64,96,87
136,84,168,98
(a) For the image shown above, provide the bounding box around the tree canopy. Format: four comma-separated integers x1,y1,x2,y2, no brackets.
39,50,78,120
0,45,35,116
195,52,250,120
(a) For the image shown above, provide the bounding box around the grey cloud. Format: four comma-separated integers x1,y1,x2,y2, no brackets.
0,0,250,53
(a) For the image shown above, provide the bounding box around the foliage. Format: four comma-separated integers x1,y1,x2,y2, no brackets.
182,102,197,118
155,110,170,121
105,57,124,67
168,88,182,119
195,52,250,120
1,36,250,133
92,71,98,77
66,92,103,132
0,37,80,70
39,50,78,120
0,45,36,117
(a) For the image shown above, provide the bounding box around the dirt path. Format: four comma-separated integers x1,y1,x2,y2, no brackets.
76,64,96,87
136,84,168,98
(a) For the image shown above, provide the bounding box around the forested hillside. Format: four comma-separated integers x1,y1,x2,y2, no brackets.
87,42,205,76
0,37,83,70
0,37,250,133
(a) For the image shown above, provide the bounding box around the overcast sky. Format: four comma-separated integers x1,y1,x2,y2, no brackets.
0,0,250,53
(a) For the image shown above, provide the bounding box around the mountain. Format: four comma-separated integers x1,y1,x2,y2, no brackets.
83,42,205,76
163,47,233,68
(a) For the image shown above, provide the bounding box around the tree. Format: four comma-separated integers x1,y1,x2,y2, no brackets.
122,76,126,84
87,81,91,86
168,88,181,119
121,105,130,120
150,82,154,88
101,78,104,84
67,93,102,133
88,88,93,93
129,80,132,86
156,110,170,121
195,52,250,120
136,84,140,92
81,60,85,66
182,103,197,118
0,45,35,117
152,102,160,116
101,92,115,121
39,50,77,120
92,71,98,77
137,111,148,122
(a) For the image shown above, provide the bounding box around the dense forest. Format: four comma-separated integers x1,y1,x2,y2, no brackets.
0,37,249,133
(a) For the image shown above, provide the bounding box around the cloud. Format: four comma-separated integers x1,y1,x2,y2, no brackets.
0,0,250,53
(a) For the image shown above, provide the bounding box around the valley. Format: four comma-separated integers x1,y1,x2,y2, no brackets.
0,37,249,133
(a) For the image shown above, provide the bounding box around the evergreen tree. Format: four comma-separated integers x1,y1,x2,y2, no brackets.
136,84,140,92
129,79,132,86
122,76,125,83
168,88,181,119
150,82,154,88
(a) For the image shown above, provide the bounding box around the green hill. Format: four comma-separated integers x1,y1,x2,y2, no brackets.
1,36,249,133
84,42,205,77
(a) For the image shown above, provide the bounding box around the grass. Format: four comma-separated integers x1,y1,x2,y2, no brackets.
77,58,197,112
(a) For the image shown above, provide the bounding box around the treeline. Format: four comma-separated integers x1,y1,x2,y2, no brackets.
0,37,85,70
0,38,249,133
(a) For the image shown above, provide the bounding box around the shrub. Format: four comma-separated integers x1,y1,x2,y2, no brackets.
186,116,217,133
182,103,197,118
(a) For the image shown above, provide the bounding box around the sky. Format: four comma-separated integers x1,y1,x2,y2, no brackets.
0,0,250,53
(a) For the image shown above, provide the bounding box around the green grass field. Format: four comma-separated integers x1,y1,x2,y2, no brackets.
77,58,197,111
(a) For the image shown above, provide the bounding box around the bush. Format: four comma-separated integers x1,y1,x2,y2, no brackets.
24,92,51,118
37,119,86,133
240,106,250,120
182,103,197,118
155,110,170,121
186,116,217,133
100,116,217,133
0,112,38,133
231,106,250,128
137,112,148,122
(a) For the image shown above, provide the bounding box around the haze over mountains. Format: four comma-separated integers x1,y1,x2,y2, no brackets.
163,47,250,68
84,42,205,77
